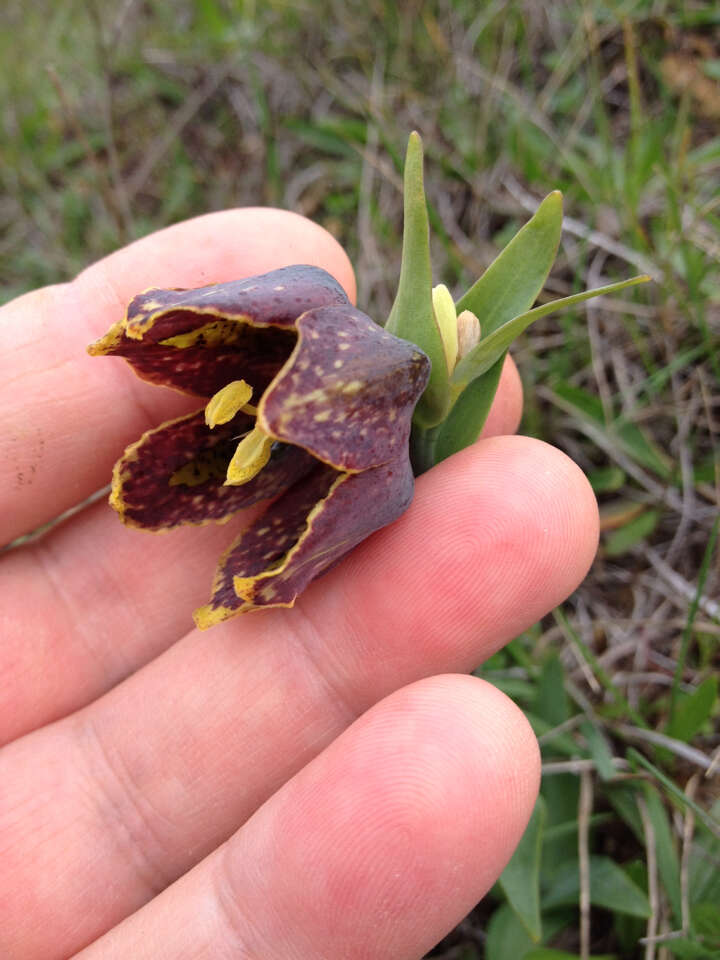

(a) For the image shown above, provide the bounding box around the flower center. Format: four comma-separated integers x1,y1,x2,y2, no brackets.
204,379,274,486
432,284,481,374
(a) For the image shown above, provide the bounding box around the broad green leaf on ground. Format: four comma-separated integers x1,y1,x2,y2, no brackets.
667,675,718,743
581,720,616,781
386,132,447,428
692,901,720,945
524,951,617,960
665,940,720,959
643,786,682,924
452,276,650,387
552,383,673,479
485,903,536,960
588,466,626,493
499,796,546,941
604,508,660,556
543,855,651,918
690,800,720,903
535,655,570,728
540,776,580,881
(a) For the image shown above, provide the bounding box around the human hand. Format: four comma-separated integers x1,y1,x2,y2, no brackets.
0,210,598,959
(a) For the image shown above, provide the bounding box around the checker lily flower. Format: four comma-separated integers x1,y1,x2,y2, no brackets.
89,134,649,632
88,265,430,629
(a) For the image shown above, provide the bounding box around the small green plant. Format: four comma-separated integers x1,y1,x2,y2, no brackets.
388,133,648,474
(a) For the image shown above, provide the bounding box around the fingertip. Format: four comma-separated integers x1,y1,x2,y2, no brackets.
76,207,357,309
220,673,540,960
309,434,599,687
480,354,524,438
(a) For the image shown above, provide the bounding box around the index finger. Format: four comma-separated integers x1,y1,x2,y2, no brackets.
0,209,356,545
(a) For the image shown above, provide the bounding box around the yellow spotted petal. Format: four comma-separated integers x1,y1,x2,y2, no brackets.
225,426,274,485
205,379,254,428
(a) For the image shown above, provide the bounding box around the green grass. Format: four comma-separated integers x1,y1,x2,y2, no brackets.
2,1,719,956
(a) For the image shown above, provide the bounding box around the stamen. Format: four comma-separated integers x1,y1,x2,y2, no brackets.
457,309,481,360
225,426,274,485
205,380,254,428
432,284,458,375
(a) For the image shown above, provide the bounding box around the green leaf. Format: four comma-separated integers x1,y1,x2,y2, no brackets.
485,903,536,960
543,855,651,918
667,675,718,743
588,466,626,493
552,384,672,480
386,133,448,428
499,796,546,941
582,720,616,781
524,951,617,960
429,356,504,465
643,787,682,924
453,275,651,387
692,901,720,944
604,509,660,556
455,191,563,339
535,655,570,728
665,940,720,959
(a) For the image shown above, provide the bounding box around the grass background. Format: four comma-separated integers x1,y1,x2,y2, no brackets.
1,0,719,957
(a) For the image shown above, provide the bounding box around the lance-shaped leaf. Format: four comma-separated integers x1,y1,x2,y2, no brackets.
386,132,449,428
452,275,651,387
455,191,564,339
428,276,650,467
87,265,350,399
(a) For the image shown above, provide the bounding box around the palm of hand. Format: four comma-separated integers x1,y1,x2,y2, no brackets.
0,209,598,959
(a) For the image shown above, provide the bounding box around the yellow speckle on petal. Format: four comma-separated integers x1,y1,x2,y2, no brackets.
233,576,256,601
342,380,364,395
313,409,332,422
205,380,254,428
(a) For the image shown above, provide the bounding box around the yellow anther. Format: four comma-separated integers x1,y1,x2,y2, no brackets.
225,426,274,486
205,380,254,428
432,284,459,375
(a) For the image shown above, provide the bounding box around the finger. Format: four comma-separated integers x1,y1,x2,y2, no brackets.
0,436,596,959
0,208,355,545
76,675,539,960
0,354,522,745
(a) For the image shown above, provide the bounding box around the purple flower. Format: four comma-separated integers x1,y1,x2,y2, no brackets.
89,265,430,628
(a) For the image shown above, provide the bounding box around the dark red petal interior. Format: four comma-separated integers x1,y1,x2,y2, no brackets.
112,409,316,530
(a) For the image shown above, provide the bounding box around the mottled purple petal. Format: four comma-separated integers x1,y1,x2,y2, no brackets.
87,265,350,398
259,305,430,470
194,455,414,627
111,409,316,531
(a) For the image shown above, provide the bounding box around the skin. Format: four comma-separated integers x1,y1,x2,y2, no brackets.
0,209,599,959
